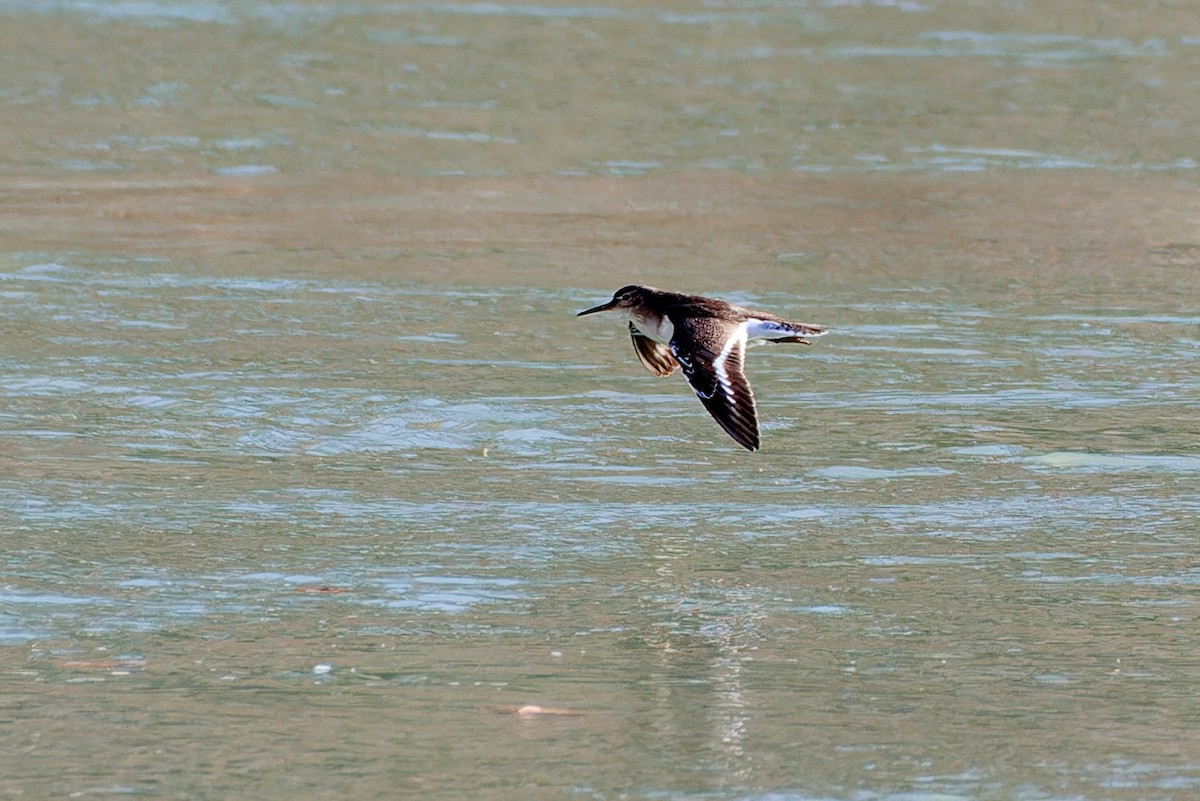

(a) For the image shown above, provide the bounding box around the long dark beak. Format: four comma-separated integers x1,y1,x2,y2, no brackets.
576,299,618,316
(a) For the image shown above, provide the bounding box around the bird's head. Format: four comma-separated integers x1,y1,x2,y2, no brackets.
576,285,651,317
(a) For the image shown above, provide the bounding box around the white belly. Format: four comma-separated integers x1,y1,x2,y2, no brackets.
630,310,674,344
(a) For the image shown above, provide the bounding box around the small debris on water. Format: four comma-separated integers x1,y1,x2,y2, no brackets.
489,704,585,717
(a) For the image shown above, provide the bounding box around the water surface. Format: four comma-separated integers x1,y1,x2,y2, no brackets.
2,1,1200,799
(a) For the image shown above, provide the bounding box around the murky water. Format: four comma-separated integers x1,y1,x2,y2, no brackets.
3,1,1200,799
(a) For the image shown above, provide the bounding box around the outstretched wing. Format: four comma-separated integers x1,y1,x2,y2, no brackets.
629,323,679,377
670,318,760,451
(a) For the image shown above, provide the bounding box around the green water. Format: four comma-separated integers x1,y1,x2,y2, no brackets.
2,2,1199,799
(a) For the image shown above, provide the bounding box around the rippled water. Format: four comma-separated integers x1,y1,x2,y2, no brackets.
3,1,1200,799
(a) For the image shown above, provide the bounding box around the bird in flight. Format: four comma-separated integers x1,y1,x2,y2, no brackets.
577,284,827,451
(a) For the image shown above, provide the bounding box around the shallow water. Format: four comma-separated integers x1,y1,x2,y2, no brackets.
3,1,1200,799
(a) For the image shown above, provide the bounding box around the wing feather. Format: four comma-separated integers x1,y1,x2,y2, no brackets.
670,319,760,451
629,323,679,377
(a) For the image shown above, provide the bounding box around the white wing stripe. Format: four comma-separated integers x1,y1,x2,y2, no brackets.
711,322,748,407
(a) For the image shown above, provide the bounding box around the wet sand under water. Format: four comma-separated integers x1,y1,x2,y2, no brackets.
4,2,1200,797
6,170,1200,296
5,152,1200,801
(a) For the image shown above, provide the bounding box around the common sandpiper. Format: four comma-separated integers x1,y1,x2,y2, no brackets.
577,284,827,451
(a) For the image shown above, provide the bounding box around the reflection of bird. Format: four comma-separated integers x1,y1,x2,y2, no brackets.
577,285,827,451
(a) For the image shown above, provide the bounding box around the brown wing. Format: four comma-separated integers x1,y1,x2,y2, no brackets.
670,319,760,451
629,322,679,377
